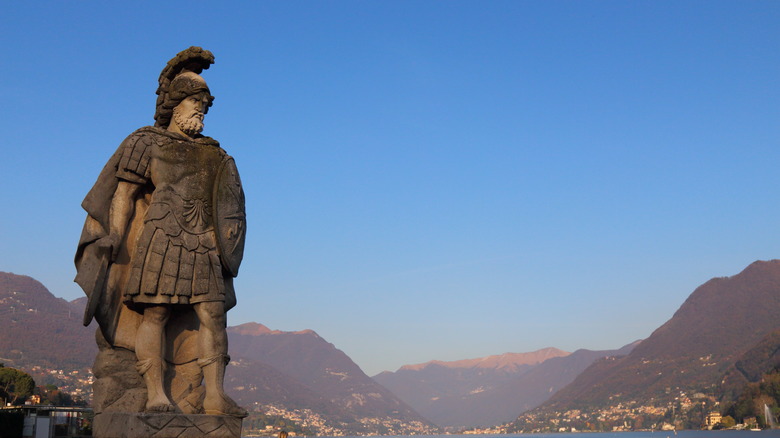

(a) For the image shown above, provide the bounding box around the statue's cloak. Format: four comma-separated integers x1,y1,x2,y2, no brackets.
75,135,145,350
75,126,234,363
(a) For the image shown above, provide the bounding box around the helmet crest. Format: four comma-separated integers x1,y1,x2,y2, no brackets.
154,47,215,128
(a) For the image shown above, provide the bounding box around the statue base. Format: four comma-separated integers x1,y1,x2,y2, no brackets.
93,412,243,438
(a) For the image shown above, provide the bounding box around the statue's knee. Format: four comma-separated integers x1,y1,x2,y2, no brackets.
196,302,226,327
144,305,170,324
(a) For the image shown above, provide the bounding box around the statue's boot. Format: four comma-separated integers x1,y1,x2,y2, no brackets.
137,358,177,412
199,354,248,417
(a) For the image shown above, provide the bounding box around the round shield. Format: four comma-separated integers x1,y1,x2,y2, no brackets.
213,156,246,277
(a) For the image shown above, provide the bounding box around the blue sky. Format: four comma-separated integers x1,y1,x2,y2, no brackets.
1,1,778,376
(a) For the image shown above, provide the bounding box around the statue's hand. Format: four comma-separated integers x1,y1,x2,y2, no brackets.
96,233,121,261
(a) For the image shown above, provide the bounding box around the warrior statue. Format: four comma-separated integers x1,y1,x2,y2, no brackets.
75,47,247,418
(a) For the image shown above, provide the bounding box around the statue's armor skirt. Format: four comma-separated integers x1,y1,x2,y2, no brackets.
124,205,224,305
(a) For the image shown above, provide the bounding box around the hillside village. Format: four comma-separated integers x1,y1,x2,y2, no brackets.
25,365,93,404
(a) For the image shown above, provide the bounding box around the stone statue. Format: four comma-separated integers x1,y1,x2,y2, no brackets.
75,47,247,430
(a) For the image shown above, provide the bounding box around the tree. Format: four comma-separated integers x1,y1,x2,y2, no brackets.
0,365,35,405
722,415,736,429
36,385,85,407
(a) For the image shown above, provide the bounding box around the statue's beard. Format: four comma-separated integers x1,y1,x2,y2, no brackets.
173,106,204,136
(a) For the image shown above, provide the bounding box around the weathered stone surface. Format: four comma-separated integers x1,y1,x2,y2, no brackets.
92,330,146,413
93,412,242,438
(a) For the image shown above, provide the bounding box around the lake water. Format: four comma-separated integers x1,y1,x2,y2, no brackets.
312,432,780,438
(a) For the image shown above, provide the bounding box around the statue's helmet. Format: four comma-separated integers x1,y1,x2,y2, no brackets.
154,47,215,128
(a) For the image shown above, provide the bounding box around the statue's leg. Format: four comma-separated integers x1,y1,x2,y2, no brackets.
136,304,176,412
194,301,247,417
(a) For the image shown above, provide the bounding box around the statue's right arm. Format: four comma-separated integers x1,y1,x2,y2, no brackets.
97,180,142,260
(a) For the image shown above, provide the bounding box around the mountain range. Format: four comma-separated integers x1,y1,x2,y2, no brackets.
374,344,637,428
0,273,96,371
3,257,779,433
225,322,432,433
513,260,780,429
0,272,434,435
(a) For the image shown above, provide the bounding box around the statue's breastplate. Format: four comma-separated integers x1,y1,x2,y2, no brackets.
148,140,224,235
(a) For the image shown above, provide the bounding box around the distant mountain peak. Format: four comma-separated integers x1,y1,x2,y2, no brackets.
374,345,632,428
294,328,317,336
399,347,570,372
227,322,273,336
227,322,320,338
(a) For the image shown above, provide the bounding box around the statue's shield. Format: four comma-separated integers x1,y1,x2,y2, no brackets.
213,156,246,277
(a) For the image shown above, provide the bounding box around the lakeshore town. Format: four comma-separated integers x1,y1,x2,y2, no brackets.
6,363,764,436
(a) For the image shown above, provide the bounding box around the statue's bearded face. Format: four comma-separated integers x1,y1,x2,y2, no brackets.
172,92,209,136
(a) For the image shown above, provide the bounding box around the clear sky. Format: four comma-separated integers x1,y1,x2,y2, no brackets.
1,1,778,376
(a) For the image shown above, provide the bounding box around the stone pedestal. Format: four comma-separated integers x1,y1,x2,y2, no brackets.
93,412,243,438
